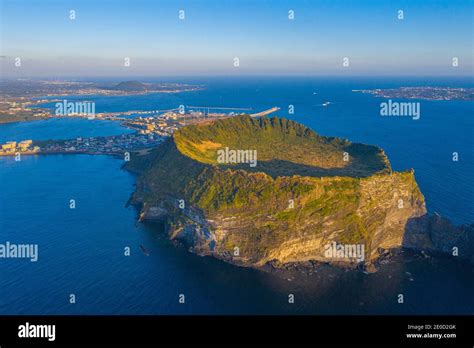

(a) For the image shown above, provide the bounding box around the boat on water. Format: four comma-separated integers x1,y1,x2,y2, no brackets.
322,102,331,106
140,244,150,256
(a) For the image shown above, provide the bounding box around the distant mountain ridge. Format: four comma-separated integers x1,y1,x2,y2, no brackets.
110,81,148,91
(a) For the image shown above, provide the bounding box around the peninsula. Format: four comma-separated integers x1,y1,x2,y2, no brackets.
0,79,203,124
353,87,474,101
126,115,474,271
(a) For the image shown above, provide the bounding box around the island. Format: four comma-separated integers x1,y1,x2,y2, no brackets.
126,115,474,271
353,87,474,101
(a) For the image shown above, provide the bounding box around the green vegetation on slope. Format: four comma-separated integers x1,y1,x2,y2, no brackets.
174,115,390,178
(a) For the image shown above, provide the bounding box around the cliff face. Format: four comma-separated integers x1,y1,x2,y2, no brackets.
403,214,474,264
126,115,469,269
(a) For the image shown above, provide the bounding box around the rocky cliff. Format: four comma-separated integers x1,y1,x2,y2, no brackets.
126,115,472,269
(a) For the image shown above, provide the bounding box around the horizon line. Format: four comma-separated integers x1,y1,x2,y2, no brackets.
1,74,474,80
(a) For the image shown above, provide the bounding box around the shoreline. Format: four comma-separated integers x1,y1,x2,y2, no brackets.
0,149,153,158
135,207,471,278
0,115,51,125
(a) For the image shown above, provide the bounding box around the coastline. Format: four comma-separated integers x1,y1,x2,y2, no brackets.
134,199,472,277
2,80,473,276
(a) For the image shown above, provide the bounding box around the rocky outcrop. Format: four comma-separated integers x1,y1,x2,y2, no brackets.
404,214,474,263
126,115,472,270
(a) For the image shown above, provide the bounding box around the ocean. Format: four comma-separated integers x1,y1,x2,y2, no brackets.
0,77,473,314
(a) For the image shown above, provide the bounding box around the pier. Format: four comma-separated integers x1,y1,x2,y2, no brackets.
249,107,280,117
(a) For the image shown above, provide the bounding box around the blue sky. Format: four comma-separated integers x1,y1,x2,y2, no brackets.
1,0,472,76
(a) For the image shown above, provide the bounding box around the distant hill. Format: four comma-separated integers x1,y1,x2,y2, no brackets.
111,81,148,91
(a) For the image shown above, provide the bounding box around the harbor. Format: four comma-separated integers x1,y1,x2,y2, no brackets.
0,106,280,157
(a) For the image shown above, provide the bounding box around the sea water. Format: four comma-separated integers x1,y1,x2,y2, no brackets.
0,77,472,314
